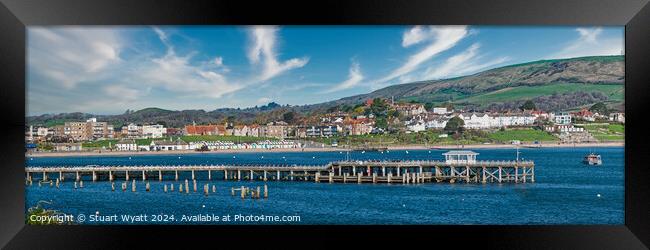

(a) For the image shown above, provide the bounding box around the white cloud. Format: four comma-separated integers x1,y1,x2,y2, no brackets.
377,26,469,85
324,61,364,93
423,43,510,80
247,26,309,81
256,97,272,104
28,27,123,88
550,27,623,59
103,85,140,102
402,26,427,47
136,28,242,98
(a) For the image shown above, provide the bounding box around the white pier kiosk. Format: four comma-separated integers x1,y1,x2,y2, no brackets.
442,150,479,164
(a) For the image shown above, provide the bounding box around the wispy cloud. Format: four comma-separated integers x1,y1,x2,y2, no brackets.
376,26,469,86
28,27,123,88
323,60,364,93
247,26,309,82
137,27,242,98
550,27,623,59
423,43,510,80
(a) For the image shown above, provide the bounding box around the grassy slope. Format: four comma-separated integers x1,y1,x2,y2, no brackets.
581,124,625,141
456,83,623,105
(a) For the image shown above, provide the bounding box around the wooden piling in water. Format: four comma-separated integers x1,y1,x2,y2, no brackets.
193,179,197,192
159,170,162,181
146,182,150,192
79,180,84,188
185,179,189,194
256,186,261,199
264,185,268,199
131,179,136,192
170,183,174,192
329,172,333,183
240,186,245,199
164,184,167,192
212,185,216,193
111,182,115,191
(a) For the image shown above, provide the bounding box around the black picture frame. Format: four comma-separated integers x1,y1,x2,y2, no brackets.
1,0,648,248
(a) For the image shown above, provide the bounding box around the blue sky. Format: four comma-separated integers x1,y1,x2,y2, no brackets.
27,26,624,116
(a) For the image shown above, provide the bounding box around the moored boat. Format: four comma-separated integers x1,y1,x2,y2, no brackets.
583,153,602,165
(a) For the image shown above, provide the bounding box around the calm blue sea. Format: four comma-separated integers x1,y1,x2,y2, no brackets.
25,147,624,225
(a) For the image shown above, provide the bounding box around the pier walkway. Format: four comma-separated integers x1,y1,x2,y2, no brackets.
26,159,534,184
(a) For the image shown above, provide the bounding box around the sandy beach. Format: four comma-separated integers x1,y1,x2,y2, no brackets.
26,142,624,157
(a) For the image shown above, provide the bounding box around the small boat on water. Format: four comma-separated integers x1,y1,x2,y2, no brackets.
583,153,602,165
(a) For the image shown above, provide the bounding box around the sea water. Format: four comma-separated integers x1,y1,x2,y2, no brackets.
25,147,624,225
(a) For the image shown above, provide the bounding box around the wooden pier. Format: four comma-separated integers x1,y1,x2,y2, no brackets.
25,151,534,184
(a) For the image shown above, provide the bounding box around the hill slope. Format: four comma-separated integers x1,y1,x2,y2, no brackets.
311,55,624,111
27,56,624,127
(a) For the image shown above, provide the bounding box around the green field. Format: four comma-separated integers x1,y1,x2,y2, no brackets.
581,123,625,141
487,129,558,142
458,83,623,105
81,139,118,148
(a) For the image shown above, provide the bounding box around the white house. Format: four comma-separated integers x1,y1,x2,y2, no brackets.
116,139,137,151
406,121,426,132
554,112,572,125
142,124,166,138
432,107,448,114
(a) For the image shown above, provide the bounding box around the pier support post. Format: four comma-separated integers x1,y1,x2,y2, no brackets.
522,167,527,183
531,165,535,183
264,185,268,198
329,172,333,183
315,172,320,183
191,170,195,180
208,170,211,180
372,173,377,183
382,167,386,177
175,170,179,181
290,171,294,181
277,171,280,181
338,166,342,176
237,170,241,180
352,166,356,176
515,166,519,183
387,173,392,183
142,170,146,181
76,171,80,182
357,173,362,183
264,170,267,181
498,166,502,183
343,173,347,183
249,170,253,180
159,170,162,181
466,166,470,183
125,171,129,181
482,167,486,184
109,171,113,182
92,171,97,182
43,172,47,181
224,170,228,180
59,171,63,181
397,167,401,177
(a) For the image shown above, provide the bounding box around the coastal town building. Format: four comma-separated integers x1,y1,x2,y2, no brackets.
64,121,89,141
432,107,449,114
53,142,83,152
554,112,572,125
609,112,625,123
306,125,339,137
260,121,289,138
393,103,427,116
184,124,222,135
142,124,167,138
116,139,137,151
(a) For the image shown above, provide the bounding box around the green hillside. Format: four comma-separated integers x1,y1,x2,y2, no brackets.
457,83,623,105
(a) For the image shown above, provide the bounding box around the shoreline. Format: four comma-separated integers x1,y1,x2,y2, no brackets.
26,142,624,157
